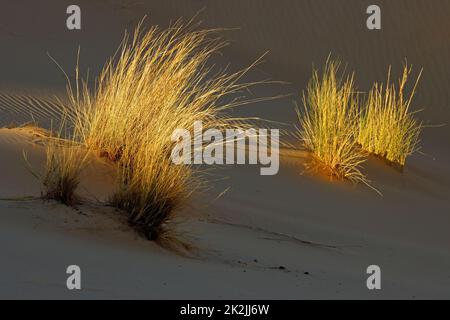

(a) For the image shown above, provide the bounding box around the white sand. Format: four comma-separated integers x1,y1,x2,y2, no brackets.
0,0,450,299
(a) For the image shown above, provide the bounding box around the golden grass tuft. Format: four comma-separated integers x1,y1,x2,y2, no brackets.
358,65,422,166
296,59,367,183
71,20,257,161
24,122,88,206
110,136,195,244
41,139,87,206
61,19,264,244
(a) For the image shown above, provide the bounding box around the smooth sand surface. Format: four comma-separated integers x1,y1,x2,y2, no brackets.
1,0,450,299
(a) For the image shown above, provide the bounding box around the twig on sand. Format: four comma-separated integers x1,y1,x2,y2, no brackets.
0,196,39,201
206,217,340,249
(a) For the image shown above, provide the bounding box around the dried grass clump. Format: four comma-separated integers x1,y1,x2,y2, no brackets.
41,139,87,205
296,60,367,183
110,134,194,245
24,123,88,206
358,65,422,166
72,20,255,161
65,20,263,244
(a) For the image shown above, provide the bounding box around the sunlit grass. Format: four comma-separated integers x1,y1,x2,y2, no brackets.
59,19,265,246
110,132,195,248
358,65,422,166
296,59,367,183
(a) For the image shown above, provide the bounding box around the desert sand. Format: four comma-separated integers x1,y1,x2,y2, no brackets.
0,0,450,299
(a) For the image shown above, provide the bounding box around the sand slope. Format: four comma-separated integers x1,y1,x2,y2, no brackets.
1,129,449,299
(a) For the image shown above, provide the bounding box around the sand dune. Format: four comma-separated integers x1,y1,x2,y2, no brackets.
1,0,450,299
1,127,449,299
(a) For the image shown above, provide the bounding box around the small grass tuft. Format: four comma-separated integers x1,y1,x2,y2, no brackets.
40,138,87,206
358,65,422,166
110,139,194,244
296,59,367,183
24,120,88,206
